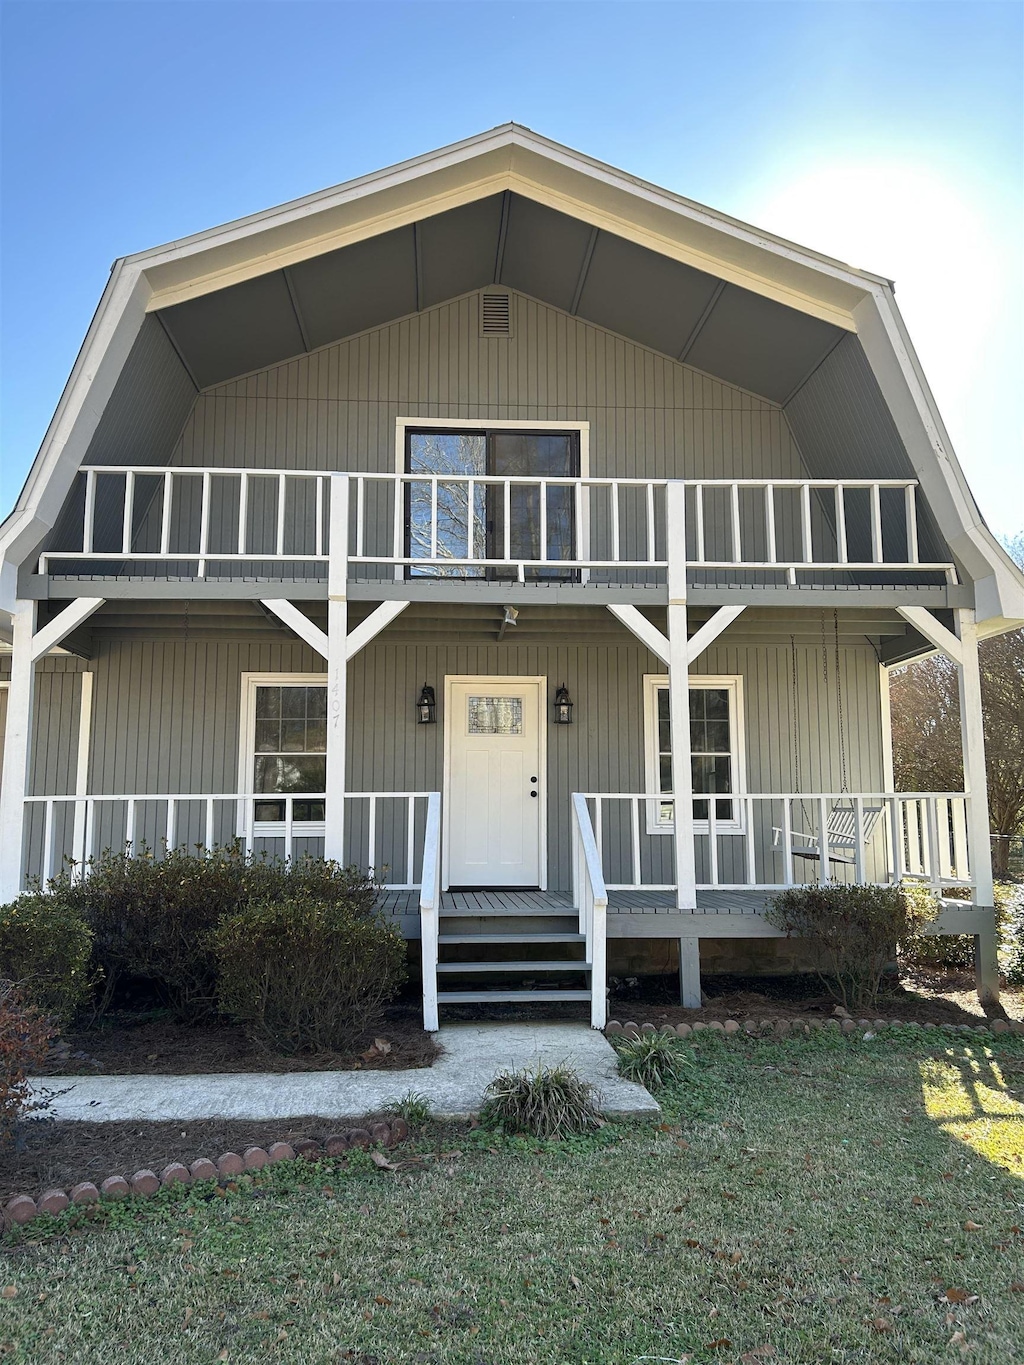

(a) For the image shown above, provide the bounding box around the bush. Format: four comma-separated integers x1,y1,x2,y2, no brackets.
0,981,56,1148
46,846,383,1022
765,882,928,1012
480,1063,602,1139
212,893,406,1053
613,1031,693,1091
0,893,93,1025
900,881,1020,975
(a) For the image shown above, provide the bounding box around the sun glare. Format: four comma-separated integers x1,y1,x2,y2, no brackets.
919,1050,1024,1177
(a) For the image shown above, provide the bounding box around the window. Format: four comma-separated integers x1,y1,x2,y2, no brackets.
643,675,745,832
240,675,327,828
405,426,580,579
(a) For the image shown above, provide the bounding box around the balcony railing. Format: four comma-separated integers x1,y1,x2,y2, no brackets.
38,467,956,585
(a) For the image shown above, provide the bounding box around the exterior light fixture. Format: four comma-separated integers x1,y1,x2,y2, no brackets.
553,684,574,725
416,683,437,725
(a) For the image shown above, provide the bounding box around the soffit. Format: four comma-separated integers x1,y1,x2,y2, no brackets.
157,191,845,400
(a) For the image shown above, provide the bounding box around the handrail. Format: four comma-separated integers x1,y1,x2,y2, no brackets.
577,791,973,895
40,468,956,583
571,792,609,1029
419,792,442,1032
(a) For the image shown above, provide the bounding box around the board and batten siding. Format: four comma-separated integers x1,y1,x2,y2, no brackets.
15,633,884,900
170,291,807,482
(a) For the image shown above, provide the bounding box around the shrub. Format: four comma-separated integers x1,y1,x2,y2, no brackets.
765,882,928,1012
0,981,56,1149
0,893,93,1025
46,846,383,1022
900,881,1020,975
212,893,406,1053
480,1063,602,1139
613,1031,693,1091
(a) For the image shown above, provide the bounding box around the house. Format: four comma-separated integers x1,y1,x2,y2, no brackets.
1,126,1021,1031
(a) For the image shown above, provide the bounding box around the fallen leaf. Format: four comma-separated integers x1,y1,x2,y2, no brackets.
871,1318,893,1332
963,1221,983,1232
373,1037,392,1054
568,1274,582,1292
705,1339,732,1351
940,1287,977,1305
370,1152,399,1171
911,1196,928,1207
0,1288,16,1301
374,1295,392,1306
1009,1282,1024,1293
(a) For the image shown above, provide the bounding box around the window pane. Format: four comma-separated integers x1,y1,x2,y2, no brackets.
703,688,730,719
657,688,670,723
253,754,326,794
305,720,327,752
705,720,730,753
659,755,673,792
691,755,732,794
281,688,306,718
408,432,487,580
280,719,307,752
306,687,327,718
255,686,280,718
254,719,280,753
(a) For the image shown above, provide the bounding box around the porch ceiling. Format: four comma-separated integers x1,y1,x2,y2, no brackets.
156,192,844,403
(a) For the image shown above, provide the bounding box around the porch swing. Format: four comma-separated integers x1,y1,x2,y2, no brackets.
772,612,884,869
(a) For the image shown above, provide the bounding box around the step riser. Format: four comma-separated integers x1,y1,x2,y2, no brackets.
440,915,579,936
437,962,591,974
437,991,592,1004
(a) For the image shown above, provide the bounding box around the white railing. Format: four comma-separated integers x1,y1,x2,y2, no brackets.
419,792,442,1032
39,467,332,577
571,792,608,1029
41,468,955,583
577,791,973,894
22,790,435,890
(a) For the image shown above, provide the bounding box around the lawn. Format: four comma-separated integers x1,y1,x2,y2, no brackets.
2,1030,1023,1365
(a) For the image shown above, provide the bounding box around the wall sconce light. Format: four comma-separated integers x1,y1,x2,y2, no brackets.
416,683,437,724
553,684,574,725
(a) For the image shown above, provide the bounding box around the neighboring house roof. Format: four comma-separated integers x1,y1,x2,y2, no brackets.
2,123,1021,630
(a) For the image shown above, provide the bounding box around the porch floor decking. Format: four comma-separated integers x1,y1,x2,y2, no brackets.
378,888,770,917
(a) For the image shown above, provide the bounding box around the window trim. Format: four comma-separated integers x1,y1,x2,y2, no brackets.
238,672,328,837
642,674,746,835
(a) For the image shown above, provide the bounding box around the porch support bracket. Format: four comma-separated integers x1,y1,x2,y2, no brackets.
261,598,329,658
605,604,669,664
896,606,963,665
0,596,104,901
684,605,745,663
344,601,409,660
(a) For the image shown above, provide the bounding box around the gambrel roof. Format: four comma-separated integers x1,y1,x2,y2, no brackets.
2,123,1021,629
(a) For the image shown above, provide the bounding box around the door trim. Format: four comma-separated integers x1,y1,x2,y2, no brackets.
442,674,548,892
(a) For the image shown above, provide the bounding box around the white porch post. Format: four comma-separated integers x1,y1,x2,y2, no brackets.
666,480,696,911
955,608,998,1004
71,669,94,876
0,604,36,901
325,475,349,864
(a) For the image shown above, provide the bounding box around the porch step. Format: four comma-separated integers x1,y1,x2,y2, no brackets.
436,990,592,1004
436,960,591,973
439,905,573,917
437,932,585,945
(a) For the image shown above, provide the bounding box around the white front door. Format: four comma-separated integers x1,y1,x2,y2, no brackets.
445,677,544,887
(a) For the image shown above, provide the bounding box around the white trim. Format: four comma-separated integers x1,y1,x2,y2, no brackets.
238,672,329,839
441,674,548,892
643,673,746,835
878,664,895,792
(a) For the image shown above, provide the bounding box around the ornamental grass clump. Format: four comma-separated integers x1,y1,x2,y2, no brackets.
212,893,406,1053
765,881,928,1012
613,1030,693,1091
480,1063,602,1139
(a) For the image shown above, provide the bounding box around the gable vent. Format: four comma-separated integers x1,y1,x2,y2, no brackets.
480,291,512,337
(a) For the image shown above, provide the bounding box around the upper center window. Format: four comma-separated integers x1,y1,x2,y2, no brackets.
405,428,580,580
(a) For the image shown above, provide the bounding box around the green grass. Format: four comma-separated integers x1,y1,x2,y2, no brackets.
3,1030,1024,1364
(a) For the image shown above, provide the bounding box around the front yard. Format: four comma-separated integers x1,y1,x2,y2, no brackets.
3,1029,1023,1364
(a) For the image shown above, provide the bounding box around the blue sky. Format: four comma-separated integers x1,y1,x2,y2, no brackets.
2,1,1021,533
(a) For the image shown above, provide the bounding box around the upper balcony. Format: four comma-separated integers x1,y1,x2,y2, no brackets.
32,466,959,601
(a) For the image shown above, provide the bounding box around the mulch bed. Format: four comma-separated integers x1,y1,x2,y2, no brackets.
39,1004,440,1077
0,1117,406,1207
608,970,1022,1029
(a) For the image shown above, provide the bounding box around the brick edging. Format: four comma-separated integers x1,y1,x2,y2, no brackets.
2,1116,409,1232
605,1015,1024,1040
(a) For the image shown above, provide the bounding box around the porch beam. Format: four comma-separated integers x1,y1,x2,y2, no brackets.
954,607,998,1004
0,605,35,901
896,605,963,664
685,605,745,663
29,597,105,661
324,475,349,863
606,603,670,665
345,600,410,659
261,598,329,658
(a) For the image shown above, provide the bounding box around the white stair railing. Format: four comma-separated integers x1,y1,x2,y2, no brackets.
419,792,442,1032
571,792,609,1029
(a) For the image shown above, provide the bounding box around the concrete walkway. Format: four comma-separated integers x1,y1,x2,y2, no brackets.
31,1023,659,1123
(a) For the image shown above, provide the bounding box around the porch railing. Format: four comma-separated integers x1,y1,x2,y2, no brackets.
571,792,608,1029
576,791,974,893
39,467,955,584
21,790,435,890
